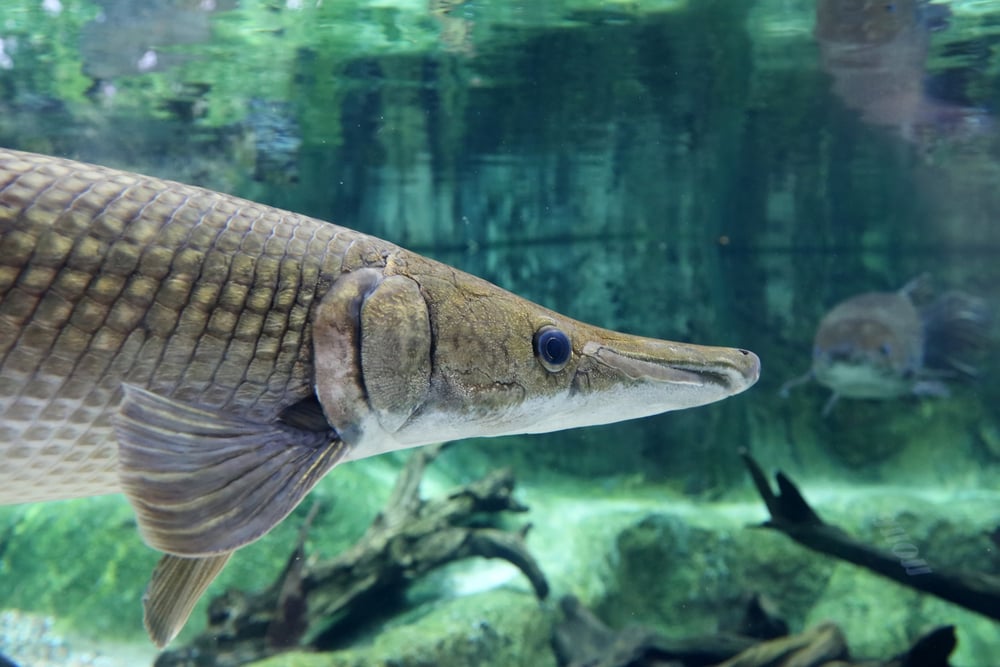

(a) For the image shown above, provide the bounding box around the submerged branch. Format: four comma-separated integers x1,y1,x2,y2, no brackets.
741,449,1000,623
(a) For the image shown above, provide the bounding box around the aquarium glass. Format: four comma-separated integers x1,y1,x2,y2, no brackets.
0,0,998,665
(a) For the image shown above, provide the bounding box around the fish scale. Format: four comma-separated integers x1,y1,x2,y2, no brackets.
0,148,759,646
0,149,366,502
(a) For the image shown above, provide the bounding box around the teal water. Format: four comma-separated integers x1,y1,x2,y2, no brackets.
1,1,999,665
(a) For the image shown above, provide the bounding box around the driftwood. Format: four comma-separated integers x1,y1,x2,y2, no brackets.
156,444,548,667
552,450,982,667
740,450,1000,622
552,595,758,667
553,595,957,667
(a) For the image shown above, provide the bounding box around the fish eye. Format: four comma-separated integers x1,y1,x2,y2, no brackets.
534,326,572,372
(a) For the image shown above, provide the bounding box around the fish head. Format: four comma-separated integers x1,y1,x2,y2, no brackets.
810,292,924,398
313,254,760,458
815,0,922,47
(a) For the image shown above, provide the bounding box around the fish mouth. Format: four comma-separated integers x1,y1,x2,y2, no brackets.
580,340,761,393
545,336,761,431
516,336,758,436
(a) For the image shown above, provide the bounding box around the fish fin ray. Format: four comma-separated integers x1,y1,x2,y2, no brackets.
144,552,232,648
922,290,992,376
116,384,346,556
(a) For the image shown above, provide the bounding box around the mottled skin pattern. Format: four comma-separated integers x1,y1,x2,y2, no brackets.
0,149,387,501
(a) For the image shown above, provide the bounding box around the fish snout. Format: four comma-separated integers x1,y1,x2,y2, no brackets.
580,337,759,390
563,332,760,428
740,348,762,385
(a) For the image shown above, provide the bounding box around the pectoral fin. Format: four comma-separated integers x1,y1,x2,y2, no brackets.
116,384,346,557
144,553,232,648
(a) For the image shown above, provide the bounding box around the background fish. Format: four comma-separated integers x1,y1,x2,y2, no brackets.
0,148,759,646
815,0,990,142
781,278,991,414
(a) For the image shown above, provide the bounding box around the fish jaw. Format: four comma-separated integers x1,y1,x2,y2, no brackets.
813,359,914,399
811,335,919,399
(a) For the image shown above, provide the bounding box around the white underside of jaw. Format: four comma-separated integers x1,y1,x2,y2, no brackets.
816,363,909,398
342,376,740,462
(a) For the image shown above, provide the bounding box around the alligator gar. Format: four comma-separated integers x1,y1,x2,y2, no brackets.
0,148,760,645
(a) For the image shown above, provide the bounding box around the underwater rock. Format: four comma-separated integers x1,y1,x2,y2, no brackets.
553,594,756,666
742,451,1000,624
574,452,999,664
783,380,986,473
553,595,959,667
245,589,555,667
594,511,836,640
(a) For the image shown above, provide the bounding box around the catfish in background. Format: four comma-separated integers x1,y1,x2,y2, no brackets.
781,278,991,415
815,0,990,142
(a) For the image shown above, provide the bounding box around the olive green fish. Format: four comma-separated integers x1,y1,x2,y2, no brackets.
0,148,760,646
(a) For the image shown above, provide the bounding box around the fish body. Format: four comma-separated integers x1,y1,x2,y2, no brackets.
0,148,759,644
815,0,989,141
782,280,990,413
0,150,353,503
